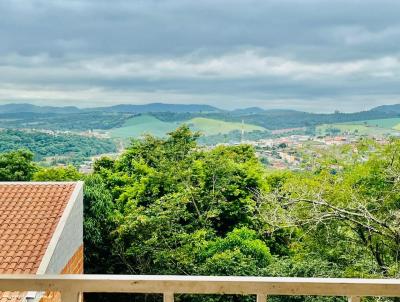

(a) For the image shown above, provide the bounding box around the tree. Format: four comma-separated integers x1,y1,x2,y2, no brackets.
0,149,37,181
0,129,117,165
32,165,83,181
91,126,269,279
83,174,118,273
257,140,400,277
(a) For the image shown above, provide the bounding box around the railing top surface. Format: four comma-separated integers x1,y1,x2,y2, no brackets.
0,275,399,296
0,275,399,284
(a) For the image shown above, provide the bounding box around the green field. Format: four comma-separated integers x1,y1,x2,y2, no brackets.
110,115,179,138
342,118,400,129
109,115,266,138
186,117,265,135
317,123,400,136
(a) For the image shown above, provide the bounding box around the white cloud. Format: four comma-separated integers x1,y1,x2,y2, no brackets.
0,83,224,107
73,52,399,80
2,51,400,81
2,0,400,111
1,50,400,112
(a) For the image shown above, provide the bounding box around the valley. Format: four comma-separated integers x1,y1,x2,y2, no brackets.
1,102,400,170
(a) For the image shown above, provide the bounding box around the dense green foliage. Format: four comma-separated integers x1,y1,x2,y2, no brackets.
0,149,37,180
259,140,400,278
86,128,400,295
0,129,117,164
90,127,272,278
1,127,400,302
32,165,83,181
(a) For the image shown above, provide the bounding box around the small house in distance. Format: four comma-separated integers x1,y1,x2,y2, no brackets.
0,182,84,302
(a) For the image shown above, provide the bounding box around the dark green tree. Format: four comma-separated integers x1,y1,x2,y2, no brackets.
0,149,37,181
92,126,270,278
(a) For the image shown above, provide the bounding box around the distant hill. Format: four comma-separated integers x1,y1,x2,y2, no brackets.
226,109,400,130
0,103,80,114
4,102,400,116
92,103,222,113
231,107,265,115
2,102,400,132
371,104,400,114
230,107,306,115
0,102,222,114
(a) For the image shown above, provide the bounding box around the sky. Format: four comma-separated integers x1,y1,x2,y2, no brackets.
1,0,400,112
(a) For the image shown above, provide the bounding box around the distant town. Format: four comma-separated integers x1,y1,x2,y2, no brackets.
71,131,392,174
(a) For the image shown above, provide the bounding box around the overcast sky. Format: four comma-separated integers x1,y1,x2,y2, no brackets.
1,0,400,112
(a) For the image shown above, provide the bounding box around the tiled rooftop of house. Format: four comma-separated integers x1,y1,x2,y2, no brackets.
0,183,76,274
0,183,78,302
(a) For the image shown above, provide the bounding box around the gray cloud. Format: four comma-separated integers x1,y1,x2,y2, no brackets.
1,0,400,112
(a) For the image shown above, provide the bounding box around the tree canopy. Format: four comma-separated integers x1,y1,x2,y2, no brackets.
1,127,399,302
0,149,37,181
92,126,271,278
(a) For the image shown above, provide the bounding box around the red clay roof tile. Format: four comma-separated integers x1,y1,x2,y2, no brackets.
0,183,78,302
0,183,76,274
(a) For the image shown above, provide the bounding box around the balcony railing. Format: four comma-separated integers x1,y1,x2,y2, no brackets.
1,275,400,302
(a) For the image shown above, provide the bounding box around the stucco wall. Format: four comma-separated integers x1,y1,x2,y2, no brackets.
44,185,83,274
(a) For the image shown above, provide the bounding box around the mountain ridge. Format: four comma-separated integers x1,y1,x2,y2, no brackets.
371,104,400,114
0,102,222,114
1,102,400,115
92,103,222,113
0,103,81,114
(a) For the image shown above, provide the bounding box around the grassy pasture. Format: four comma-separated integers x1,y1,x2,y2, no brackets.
185,117,265,135
342,118,400,129
110,115,179,138
109,115,265,138
317,122,399,136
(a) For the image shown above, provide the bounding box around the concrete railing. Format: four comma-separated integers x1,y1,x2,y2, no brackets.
1,275,400,302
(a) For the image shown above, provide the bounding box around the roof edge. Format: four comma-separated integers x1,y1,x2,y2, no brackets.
36,181,84,275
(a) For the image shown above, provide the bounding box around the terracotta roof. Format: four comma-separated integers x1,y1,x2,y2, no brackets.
0,183,78,302
0,183,76,274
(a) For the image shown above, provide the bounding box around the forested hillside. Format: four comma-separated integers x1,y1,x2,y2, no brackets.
0,112,133,130
0,129,117,164
1,127,399,302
